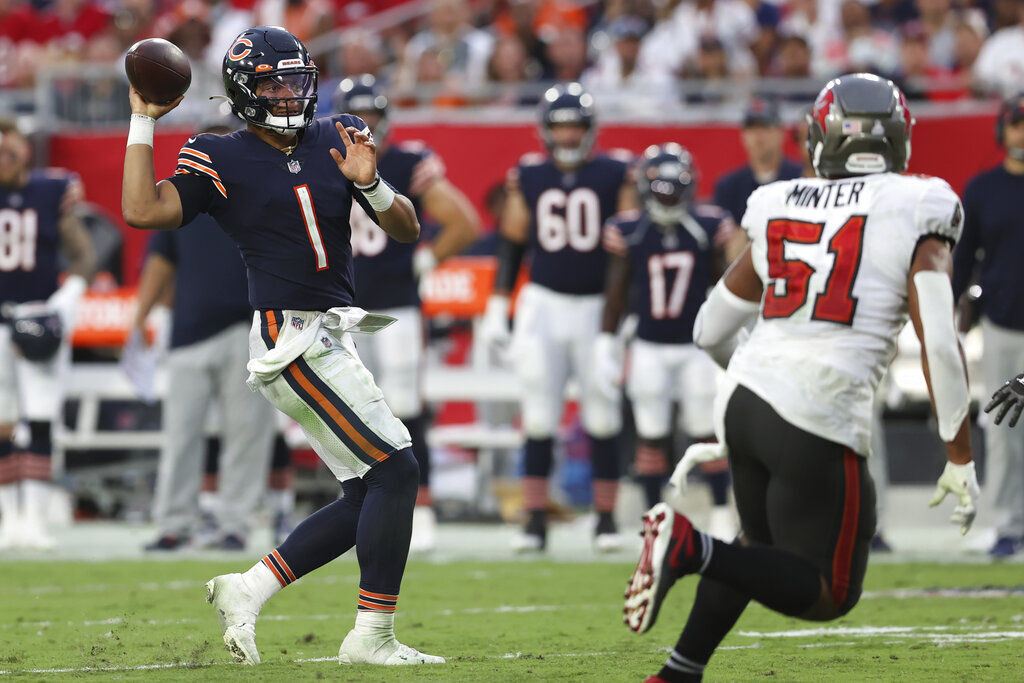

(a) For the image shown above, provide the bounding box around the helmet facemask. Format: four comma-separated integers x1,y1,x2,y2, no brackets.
241,70,318,134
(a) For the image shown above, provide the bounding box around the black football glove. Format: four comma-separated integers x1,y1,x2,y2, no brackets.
984,373,1024,428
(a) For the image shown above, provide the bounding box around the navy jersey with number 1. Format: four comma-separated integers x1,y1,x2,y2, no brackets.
603,206,724,344
167,114,389,312
517,151,630,295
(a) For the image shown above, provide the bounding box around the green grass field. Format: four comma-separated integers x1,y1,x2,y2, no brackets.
2,558,1023,680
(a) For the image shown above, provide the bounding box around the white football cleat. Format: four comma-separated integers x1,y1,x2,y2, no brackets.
19,517,55,550
206,573,261,665
594,531,624,554
409,506,437,553
338,630,445,665
510,531,545,553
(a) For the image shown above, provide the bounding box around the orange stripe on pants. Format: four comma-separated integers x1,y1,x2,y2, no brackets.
286,364,390,462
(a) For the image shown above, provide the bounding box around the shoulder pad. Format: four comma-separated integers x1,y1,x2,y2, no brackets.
175,136,226,199
604,148,634,164
396,140,431,155
518,152,547,167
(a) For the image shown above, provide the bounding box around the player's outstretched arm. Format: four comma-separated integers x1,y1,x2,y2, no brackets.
417,177,480,264
330,122,419,242
908,236,979,534
122,87,185,230
692,244,762,368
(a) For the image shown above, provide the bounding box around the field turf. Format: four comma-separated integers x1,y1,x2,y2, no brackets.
2,558,1023,680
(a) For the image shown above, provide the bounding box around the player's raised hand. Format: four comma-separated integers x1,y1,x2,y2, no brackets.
128,86,183,120
984,373,1024,428
929,460,980,535
330,123,377,186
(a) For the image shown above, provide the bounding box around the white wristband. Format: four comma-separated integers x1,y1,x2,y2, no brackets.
359,176,396,213
127,113,156,148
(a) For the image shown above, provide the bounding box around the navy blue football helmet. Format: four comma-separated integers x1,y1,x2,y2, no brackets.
638,143,697,225
334,74,389,138
996,93,1024,161
11,310,63,362
539,83,596,167
222,26,318,133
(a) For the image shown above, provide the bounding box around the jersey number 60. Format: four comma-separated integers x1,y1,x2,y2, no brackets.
535,188,601,253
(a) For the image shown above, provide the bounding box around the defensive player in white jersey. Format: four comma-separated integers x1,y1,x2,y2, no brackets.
624,74,980,683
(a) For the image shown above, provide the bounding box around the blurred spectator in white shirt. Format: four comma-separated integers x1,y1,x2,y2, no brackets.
402,0,494,89
583,15,674,103
814,0,901,78
973,0,1024,95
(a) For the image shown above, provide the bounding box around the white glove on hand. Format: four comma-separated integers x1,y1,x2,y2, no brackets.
46,274,87,329
929,460,980,535
479,295,511,350
592,333,622,400
668,441,727,493
413,246,439,300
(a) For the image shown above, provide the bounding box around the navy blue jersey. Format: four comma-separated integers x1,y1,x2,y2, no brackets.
517,151,630,295
953,166,1024,331
0,169,77,305
712,159,804,226
604,206,723,344
351,141,433,310
148,214,252,349
167,114,388,312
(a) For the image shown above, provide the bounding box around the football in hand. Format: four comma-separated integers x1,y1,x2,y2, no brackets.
125,38,191,105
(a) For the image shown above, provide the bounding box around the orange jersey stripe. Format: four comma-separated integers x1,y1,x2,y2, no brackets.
177,158,221,180
261,556,288,587
212,179,228,198
271,550,296,582
358,589,399,601
266,310,279,343
179,147,212,162
286,364,389,462
357,600,396,611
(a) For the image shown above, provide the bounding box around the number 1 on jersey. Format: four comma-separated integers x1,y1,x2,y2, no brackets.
294,184,328,271
763,215,866,325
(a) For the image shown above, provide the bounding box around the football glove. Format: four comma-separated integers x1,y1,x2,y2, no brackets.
592,333,622,400
929,460,980,535
479,295,511,349
668,441,727,494
984,373,1024,428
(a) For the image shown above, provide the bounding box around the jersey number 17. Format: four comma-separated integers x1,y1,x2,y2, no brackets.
763,215,866,325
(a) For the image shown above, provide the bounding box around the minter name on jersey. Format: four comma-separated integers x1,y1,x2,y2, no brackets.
785,180,865,209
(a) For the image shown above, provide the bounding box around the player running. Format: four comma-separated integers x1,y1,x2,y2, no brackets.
0,120,96,550
624,74,979,682
479,83,635,553
121,26,443,667
596,143,731,525
336,75,480,552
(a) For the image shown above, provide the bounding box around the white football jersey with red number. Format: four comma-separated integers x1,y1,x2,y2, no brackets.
727,172,963,456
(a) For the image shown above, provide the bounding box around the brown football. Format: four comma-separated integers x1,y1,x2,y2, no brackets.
125,38,191,105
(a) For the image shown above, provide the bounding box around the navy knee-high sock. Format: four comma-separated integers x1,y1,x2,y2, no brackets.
275,477,366,580
356,448,419,602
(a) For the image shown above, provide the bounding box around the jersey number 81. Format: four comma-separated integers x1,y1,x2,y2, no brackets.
0,208,38,273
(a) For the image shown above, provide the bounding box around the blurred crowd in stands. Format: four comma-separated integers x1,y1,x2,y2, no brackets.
1,0,1021,111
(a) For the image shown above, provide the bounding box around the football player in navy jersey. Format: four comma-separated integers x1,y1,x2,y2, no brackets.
479,83,636,553
0,119,96,550
335,75,480,552
120,27,443,667
596,144,733,537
